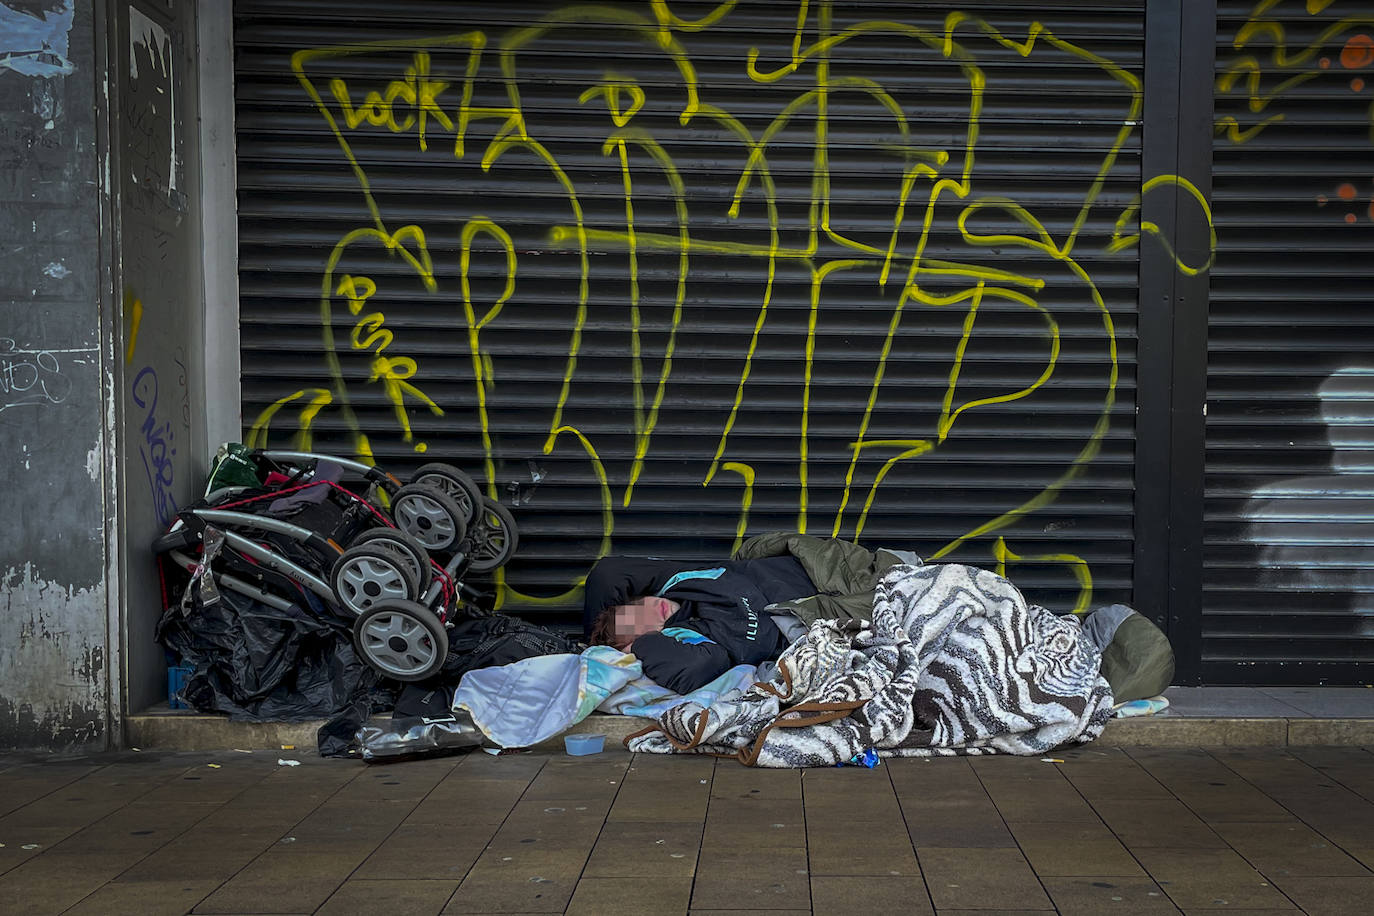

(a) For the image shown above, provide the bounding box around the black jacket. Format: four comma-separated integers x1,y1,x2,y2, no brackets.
583,555,817,694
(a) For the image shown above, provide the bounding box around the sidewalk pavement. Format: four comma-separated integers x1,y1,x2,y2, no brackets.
1,742,1372,916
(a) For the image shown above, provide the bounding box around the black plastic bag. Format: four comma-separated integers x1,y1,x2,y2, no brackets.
438,614,582,682
157,585,368,721
393,683,454,718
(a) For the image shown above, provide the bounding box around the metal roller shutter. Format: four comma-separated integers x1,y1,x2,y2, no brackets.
1205,0,1374,682
234,0,1145,626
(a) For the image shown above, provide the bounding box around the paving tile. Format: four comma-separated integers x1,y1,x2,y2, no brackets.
804,791,905,824
971,755,1075,781
806,818,920,876
802,765,899,800
470,826,592,871
1265,875,1374,915
886,756,978,792
354,821,497,880
565,876,692,915
889,756,1018,847
0,868,136,916
1210,747,1329,785
444,856,580,913
191,850,360,914
1123,768,1294,825
1131,847,1293,910
608,775,710,821
1057,751,1174,803
709,760,801,800
455,752,548,781
518,756,629,803
0,761,195,868
918,846,1054,910
1210,820,1371,878
804,783,904,819
1242,790,1374,851
1008,821,1144,877
624,755,715,780
899,792,1017,848
130,761,280,808
701,797,806,849
978,775,1102,824
583,820,701,877
1040,876,1182,914
811,875,933,914
0,761,119,818
417,776,541,827
316,878,459,916
60,878,220,916
0,800,213,912
688,911,809,915
116,799,310,884
1288,747,1374,802
332,762,458,803
691,847,810,910
1090,798,1226,849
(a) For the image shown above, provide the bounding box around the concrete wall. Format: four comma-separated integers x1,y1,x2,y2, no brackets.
114,0,204,720
0,0,209,750
0,0,111,748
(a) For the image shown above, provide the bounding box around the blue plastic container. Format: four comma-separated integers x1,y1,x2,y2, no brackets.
167,665,194,709
563,733,606,756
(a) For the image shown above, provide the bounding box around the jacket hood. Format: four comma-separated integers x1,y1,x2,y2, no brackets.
582,557,706,635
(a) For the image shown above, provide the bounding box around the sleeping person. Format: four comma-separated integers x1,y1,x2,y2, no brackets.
582,554,818,694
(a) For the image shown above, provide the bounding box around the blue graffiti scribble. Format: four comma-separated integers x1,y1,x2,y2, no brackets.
132,365,178,526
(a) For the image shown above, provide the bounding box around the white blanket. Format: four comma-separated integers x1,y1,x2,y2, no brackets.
627,563,1114,764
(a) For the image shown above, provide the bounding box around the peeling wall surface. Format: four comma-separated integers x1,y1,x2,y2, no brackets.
0,0,110,749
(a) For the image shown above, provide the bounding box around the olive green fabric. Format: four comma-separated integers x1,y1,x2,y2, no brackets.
205,442,260,493
735,532,914,625
1099,613,1175,703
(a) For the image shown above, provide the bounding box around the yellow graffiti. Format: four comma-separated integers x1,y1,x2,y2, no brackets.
710,461,756,556
328,51,453,151
251,2,1221,612
123,289,143,364
459,218,517,495
327,232,444,448
1108,175,1218,276
992,537,1093,615
246,388,333,451
1217,0,1374,143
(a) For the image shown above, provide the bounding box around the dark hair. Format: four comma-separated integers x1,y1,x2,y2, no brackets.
587,606,618,646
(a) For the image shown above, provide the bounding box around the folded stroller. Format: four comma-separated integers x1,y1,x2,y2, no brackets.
154,447,519,683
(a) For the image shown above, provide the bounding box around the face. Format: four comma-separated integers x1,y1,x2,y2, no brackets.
609,596,681,650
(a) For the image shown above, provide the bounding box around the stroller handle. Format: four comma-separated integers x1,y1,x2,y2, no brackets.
258,450,402,488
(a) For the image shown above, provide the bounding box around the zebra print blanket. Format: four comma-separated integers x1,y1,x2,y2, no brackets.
625,563,1114,765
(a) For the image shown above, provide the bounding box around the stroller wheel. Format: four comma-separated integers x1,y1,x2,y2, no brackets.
348,527,433,593
391,484,468,553
409,463,482,527
353,600,448,682
466,496,521,574
330,544,422,616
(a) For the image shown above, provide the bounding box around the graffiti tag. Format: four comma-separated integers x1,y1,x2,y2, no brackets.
132,366,178,526
0,337,72,414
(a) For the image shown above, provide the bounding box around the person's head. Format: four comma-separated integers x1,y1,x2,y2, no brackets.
588,595,682,650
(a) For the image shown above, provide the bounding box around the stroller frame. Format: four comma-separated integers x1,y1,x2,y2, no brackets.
155,449,517,682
